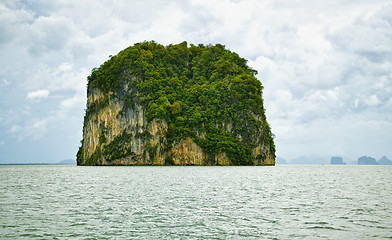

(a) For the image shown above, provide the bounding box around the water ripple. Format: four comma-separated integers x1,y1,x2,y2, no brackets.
0,165,391,239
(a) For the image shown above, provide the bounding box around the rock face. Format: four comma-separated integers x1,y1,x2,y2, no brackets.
77,41,275,166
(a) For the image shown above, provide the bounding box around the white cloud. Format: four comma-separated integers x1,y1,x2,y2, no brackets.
0,78,10,86
365,95,381,107
10,118,49,141
0,3,34,44
26,89,49,101
10,125,20,133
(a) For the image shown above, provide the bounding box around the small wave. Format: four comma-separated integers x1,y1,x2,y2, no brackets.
70,222,87,227
307,225,346,231
304,221,328,225
20,233,43,238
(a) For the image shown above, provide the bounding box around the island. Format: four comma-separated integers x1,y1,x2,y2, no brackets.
358,156,378,165
330,156,346,165
378,156,392,165
76,41,275,166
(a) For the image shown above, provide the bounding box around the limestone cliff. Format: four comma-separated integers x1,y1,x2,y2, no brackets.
77,41,275,166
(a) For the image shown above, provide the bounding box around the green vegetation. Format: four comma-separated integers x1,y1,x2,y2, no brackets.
86,96,109,117
76,140,84,165
78,41,275,165
101,131,133,162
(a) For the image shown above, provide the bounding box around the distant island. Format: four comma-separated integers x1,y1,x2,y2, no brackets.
58,159,76,165
358,156,378,165
378,156,392,165
357,155,392,165
275,157,287,164
0,159,76,165
330,156,346,165
275,155,392,165
77,41,275,166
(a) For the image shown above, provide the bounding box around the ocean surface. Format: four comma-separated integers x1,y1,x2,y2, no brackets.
0,165,391,239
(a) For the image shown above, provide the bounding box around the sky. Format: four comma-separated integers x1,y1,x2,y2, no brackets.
0,0,391,163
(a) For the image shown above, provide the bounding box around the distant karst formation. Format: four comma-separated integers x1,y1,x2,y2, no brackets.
275,155,392,165
358,156,378,165
330,156,346,165
356,155,392,165
378,156,392,165
77,41,275,166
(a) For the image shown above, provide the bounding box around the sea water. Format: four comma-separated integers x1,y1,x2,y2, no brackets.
0,165,391,239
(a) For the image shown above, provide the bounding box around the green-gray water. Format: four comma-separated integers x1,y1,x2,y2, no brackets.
1,165,391,239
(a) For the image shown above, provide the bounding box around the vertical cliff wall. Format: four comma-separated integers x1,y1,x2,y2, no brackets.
77,41,275,166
